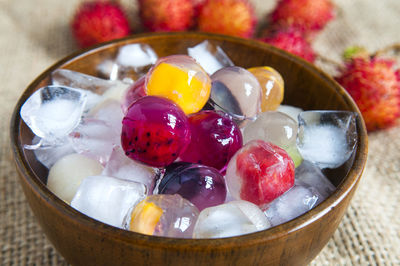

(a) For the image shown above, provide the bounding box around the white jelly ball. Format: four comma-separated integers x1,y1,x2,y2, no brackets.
47,153,103,203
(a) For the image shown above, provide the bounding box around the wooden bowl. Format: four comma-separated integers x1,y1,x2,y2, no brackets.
10,32,368,266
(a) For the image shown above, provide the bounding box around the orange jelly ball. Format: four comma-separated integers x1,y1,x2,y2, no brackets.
247,66,284,111
145,55,211,114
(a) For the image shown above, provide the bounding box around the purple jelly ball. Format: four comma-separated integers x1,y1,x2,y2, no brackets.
158,162,227,211
180,110,243,170
121,96,191,167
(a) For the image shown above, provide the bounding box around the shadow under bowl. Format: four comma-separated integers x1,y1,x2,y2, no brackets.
10,32,368,266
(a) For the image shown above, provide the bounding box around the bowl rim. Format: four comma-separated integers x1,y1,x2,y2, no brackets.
10,32,368,250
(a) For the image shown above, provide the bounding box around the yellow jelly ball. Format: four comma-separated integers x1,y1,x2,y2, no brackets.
248,66,284,112
129,200,163,235
146,56,211,114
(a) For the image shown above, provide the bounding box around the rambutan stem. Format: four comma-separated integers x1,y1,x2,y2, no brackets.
316,54,344,70
372,43,400,57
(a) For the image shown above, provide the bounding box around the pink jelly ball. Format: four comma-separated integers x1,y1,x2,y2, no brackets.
180,110,242,170
121,96,191,167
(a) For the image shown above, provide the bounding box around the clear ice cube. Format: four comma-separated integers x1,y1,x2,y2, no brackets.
264,184,319,226
193,200,270,238
102,146,159,191
97,43,158,80
69,118,121,165
88,99,124,130
116,43,158,68
295,160,336,201
52,69,130,95
33,135,75,168
297,111,357,169
52,69,130,106
187,40,234,74
71,175,147,228
20,85,87,145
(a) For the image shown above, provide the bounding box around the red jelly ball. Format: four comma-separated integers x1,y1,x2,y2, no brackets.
225,140,295,207
121,96,191,167
180,110,243,170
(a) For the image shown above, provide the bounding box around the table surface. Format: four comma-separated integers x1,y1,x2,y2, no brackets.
1,0,399,265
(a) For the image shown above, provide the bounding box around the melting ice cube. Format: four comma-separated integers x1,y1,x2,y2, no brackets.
20,85,87,145
71,175,147,228
97,43,158,80
295,160,336,201
52,69,130,106
102,146,159,191
193,200,270,238
69,118,121,165
33,135,75,169
88,99,124,130
188,40,234,74
264,184,319,226
297,111,357,169
116,43,158,68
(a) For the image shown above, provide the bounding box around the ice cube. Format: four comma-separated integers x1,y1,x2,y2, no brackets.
97,44,158,81
47,153,103,203
193,200,270,238
277,105,303,123
52,69,129,95
88,99,124,130
97,59,120,81
188,40,234,74
264,184,319,226
69,118,120,165
71,175,147,228
33,135,75,168
102,146,159,191
20,85,87,145
297,111,357,169
116,43,158,68
295,160,336,201
52,69,131,107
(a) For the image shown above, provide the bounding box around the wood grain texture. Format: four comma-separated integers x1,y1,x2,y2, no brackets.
10,32,368,266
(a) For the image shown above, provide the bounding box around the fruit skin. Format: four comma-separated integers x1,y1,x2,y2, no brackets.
260,27,316,63
197,0,257,38
336,54,400,131
121,96,191,167
71,1,130,48
270,0,335,34
139,0,194,31
192,0,207,19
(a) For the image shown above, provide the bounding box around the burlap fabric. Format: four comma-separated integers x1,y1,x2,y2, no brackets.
0,0,399,264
